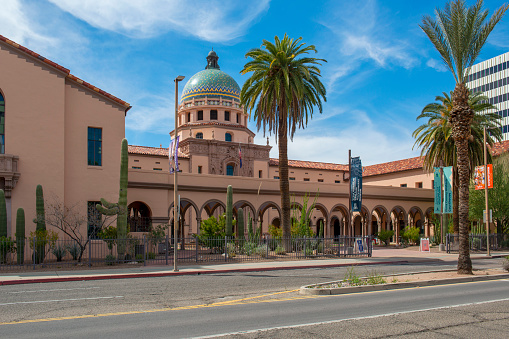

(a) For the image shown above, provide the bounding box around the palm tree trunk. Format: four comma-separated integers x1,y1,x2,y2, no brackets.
278,115,291,250
450,83,473,275
453,166,459,233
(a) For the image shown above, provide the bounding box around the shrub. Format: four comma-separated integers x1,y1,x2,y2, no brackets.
268,225,282,238
242,242,257,256
343,267,364,286
377,230,394,246
135,254,144,262
51,245,67,262
98,226,117,254
226,242,237,257
500,239,509,248
29,229,58,264
105,254,116,265
275,245,286,255
502,256,509,272
147,252,156,260
254,244,268,258
366,271,387,285
197,214,232,252
402,226,420,245
66,242,81,260
0,236,16,264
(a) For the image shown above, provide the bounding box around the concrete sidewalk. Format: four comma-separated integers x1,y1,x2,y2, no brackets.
1,247,507,286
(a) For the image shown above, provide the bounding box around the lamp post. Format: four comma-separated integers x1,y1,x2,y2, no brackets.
483,126,490,256
173,75,185,272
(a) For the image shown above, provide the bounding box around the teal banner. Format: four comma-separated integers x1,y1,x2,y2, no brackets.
443,166,453,214
350,157,362,212
434,167,441,214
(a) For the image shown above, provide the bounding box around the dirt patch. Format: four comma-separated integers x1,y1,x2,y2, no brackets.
390,269,506,283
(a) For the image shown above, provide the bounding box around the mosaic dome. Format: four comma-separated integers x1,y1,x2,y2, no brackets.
181,50,241,102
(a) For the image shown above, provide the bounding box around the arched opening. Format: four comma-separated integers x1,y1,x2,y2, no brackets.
331,217,341,238
128,201,152,232
195,132,203,139
226,164,234,176
225,133,232,142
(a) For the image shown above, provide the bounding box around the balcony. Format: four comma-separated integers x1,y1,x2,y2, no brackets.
0,154,20,198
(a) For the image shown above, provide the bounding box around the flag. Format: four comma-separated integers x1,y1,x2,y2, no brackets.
239,145,242,168
169,136,180,173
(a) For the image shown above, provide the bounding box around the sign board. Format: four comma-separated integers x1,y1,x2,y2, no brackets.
350,157,362,212
483,209,493,223
354,238,366,253
474,164,493,190
420,238,430,252
443,166,453,214
433,168,441,214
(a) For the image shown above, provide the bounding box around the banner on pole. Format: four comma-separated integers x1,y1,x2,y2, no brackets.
433,167,441,214
169,136,180,173
350,157,362,212
474,164,493,190
443,166,453,214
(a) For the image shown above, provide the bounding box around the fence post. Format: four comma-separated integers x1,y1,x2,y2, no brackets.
33,237,36,270
266,237,269,258
165,233,169,266
143,235,147,267
225,236,228,262
304,237,307,259
195,237,198,263
88,236,92,267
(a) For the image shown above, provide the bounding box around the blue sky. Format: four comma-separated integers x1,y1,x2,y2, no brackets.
2,0,509,165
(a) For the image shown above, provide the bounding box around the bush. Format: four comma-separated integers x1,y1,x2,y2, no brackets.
275,245,286,255
226,242,237,257
377,230,394,246
147,252,156,260
402,226,420,245
197,215,231,252
66,243,81,260
242,242,257,256
254,244,268,258
98,226,117,253
51,245,67,262
503,256,509,272
135,254,144,262
0,236,16,264
105,254,116,265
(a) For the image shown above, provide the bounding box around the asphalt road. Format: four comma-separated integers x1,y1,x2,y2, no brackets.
0,258,506,338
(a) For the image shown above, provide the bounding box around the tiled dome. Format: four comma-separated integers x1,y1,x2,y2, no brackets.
181,50,241,102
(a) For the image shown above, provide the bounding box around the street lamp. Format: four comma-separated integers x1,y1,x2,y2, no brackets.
174,75,185,272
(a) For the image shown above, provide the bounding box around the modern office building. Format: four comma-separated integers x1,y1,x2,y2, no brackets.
467,51,509,138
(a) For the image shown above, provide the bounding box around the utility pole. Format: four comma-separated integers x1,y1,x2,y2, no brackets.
348,149,352,237
173,75,185,272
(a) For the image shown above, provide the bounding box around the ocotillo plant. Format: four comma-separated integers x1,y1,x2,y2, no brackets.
16,208,25,264
237,208,244,240
225,185,233,237
0,189,6,237
96,138,128,258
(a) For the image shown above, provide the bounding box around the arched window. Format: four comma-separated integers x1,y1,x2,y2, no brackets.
210,110,218,120
226,164,234,176
225,133,232,142
0,92,4,154
196,132,203,139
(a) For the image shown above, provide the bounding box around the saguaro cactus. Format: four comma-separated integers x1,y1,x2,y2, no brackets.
247,212,254,241
237,208,244,240
16,208,25,264
96,138,128,258
225,185,233,237
35,185,46,231
0,189,6,237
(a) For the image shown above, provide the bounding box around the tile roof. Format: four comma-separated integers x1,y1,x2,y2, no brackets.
0,35,130,109
172,122,254,135
269,158,349,171
128,145,189,158
490,139,509,157
362,157,424,177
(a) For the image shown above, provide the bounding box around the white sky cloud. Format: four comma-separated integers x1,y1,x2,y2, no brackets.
426,58,448,72
48,0,270,42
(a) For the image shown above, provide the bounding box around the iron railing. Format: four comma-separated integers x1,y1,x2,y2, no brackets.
446,233,509,253
0,235,373,271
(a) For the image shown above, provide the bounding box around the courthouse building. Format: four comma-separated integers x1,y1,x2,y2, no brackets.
8,34,500,244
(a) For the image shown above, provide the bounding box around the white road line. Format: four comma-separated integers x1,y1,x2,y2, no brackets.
6,287,101,294
0,296,123,306
193,297,509,338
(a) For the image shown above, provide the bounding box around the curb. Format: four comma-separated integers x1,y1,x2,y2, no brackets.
300,273,509,295
0,260,408,286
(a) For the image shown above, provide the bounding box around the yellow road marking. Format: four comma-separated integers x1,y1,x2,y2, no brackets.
0,289,304,326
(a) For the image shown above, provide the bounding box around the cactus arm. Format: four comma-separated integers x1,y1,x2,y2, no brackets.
100,198,118,209
96,204,119,216
35,185,46,231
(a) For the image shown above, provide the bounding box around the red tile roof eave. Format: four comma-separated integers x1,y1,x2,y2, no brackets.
128,145,189,158
0,35,130,110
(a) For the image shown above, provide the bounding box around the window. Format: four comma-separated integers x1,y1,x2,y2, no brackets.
318,179,324,182
196,132,203,139
198,166,202,174
87,201,102,239
304,178,310,181
289,177,295,180
155,161,160,164
225,111,230,121
400,184,407,187
187,113,191,123
0,92,4,154
132,166,141,169
225,133,232,142
274,176,280,179
415,182,423,188
226,164,234,176
210,110,218,120
335,180,341,183
236,113,240,123
153,168,162,171
134,159,139,162
88,127,102,166
198,110,203,120
259,170,262,178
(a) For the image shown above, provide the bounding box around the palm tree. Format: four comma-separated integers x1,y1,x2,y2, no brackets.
413,90,502,235
420,0,508,274
240,35,326,247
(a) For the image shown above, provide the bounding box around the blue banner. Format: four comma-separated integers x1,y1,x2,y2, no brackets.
350,157,362,212
443,166,453,214
434,167,441,214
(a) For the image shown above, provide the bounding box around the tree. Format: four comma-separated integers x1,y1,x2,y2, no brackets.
469,158,509,235
240,34,326,249
413,90,501,233
420,0,508,274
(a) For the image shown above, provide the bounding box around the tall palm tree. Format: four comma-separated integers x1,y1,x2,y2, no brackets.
420,0,508,274
240,35,326,246
413,90,502,235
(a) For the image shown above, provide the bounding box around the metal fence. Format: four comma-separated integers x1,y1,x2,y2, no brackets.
446,233,509,253
0,235,373,271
